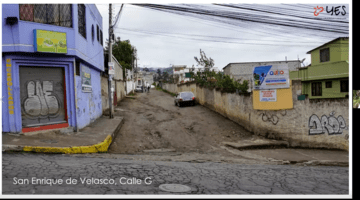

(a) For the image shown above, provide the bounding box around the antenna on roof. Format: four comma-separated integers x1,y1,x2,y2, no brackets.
301,58,306,67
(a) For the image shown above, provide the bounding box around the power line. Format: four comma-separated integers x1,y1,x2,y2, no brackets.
213,4,349,25
114,28,332,47
115,27,328,44
118,5,345,41
131,4,349,34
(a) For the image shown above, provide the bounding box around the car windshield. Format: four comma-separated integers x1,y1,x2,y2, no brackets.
180,92,194,98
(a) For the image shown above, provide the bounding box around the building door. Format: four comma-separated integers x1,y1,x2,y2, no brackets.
19,66,67,128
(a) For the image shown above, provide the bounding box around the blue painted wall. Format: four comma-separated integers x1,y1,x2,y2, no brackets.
2,4,104,71
2,55,77,133
75,62,103,130
2,4,104,133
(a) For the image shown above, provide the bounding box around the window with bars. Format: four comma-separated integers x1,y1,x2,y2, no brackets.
19,4,72,27
100,30,103,46
320,48,330,63
78,4,86,39
97,25,100,42
91,25,94,41
311,82,322,96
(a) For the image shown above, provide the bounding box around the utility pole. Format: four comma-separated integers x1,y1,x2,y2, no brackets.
108,3,113,118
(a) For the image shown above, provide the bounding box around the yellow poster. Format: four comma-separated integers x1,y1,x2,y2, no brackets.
34,29,67,53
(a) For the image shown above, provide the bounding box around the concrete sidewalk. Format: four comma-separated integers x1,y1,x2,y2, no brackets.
222,138,349,167
2,116,124,154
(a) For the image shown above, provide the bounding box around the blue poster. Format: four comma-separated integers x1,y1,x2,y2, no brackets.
253,65,290,90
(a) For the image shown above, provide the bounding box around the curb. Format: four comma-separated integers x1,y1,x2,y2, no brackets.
2,118,124,154
222,140,289,150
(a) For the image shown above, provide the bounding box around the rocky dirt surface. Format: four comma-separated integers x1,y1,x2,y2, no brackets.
108,88,254,159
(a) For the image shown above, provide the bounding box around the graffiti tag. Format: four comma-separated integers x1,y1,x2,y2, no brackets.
308,112,347,135
259,110,286,125
23,80,60,117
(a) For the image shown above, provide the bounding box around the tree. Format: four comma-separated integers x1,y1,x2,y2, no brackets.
107,38,136,79
162,71,169,82
194,49,214,71
144,67,149,72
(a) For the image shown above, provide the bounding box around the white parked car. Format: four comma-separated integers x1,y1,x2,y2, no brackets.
135,86,143,92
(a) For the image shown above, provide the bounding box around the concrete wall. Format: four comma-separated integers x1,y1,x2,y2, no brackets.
101,76,111,113
115,80,126,104
126,80,134,95
100,77,126,111
161,82,349,151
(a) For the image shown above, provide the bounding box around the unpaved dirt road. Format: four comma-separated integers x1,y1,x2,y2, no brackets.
108,88,254,157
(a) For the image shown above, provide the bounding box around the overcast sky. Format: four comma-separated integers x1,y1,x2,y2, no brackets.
96,1,350,70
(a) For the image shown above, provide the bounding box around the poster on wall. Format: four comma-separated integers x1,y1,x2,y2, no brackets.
260,90,277,102
253,65,289,90
34,29,67,53
81,65,92,92
108,62,115,75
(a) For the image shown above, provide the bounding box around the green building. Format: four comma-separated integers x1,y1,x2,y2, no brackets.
290,37,349,99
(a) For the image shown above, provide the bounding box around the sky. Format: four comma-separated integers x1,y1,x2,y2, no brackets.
95,1,350,71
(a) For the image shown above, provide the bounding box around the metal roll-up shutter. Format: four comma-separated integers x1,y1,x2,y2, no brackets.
19,66,67,127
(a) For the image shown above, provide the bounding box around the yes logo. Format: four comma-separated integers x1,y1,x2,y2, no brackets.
314,6,324,16
314,5,347,16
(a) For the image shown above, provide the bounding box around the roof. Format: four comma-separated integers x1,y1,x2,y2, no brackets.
223,60,301,70
172,65,187,68
306,37,349,54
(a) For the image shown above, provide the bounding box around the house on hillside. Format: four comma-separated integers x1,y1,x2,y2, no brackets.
290,37,349,99
172,65,189,83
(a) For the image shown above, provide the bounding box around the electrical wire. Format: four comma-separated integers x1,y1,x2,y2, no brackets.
212,4,349,25
131,4,349,34
114,28,334,47
115,27,328,44
132,4,349,33
116,5,345,41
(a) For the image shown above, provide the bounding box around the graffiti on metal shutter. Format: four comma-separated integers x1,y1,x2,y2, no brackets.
23,80,61,118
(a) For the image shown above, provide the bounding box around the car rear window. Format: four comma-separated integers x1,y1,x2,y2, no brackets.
181,92,194,98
